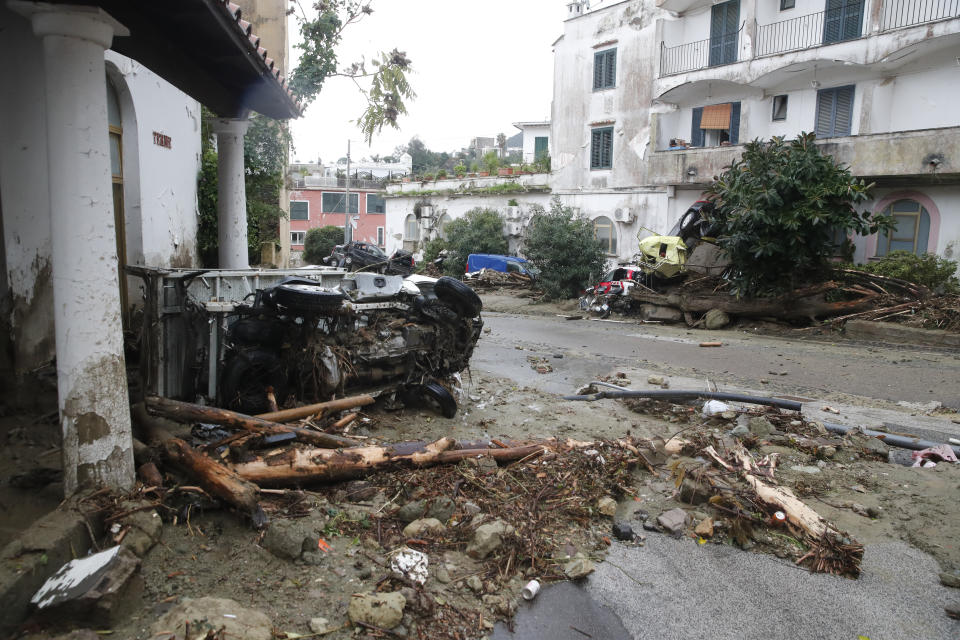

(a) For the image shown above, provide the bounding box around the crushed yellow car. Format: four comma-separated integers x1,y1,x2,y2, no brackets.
636,234,687,279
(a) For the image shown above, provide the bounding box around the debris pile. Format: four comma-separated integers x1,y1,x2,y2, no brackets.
463,269,535,291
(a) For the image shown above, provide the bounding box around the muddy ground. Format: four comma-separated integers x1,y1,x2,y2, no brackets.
5,291,960,638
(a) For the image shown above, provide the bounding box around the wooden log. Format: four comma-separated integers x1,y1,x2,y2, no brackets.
144,396,359,449
332,412,358,430
628,282,879,321
162,437,268,528
255,395,375,423
228,438,548,487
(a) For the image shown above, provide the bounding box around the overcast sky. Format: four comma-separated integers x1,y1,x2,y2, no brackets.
288,0,564,164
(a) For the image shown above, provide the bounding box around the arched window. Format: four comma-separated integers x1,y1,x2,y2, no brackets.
437,214,452,240
876,199,930,256
404,214,419,240
593,216,617,254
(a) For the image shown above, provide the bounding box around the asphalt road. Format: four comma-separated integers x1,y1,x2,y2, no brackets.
475,311,960,640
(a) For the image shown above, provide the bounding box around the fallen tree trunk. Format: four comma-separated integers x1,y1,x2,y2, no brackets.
730,445,862,577
162,437,268,528
228,438,548,487
255,395,375,423
629,282,879,321
144,396,360,449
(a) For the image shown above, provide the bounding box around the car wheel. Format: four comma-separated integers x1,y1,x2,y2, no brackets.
420,380,458,419
229,317,286,347
434,276,482,317
220,349,287,414
272,284,344,314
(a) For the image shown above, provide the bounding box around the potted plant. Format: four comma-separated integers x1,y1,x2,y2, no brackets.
454,163,467,177
423,172,435,181
437,169,447,179
498,167,513,176
483,150,500,176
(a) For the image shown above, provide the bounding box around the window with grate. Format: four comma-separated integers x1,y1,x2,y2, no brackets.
321,192,359,213
291,231,306,246
772,95,788,121
815,85,854,138
377,227,385,247
690,102,741,147
590,127,614,169
593,49,616,91
593,216,617,254
290,201,309,220
876,199,930,256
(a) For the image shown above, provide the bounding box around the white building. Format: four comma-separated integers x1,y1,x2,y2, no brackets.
513,121,552,164
552,0,960,265
0,0,298,493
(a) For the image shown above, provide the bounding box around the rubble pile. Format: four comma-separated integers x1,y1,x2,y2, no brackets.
463,269,535,292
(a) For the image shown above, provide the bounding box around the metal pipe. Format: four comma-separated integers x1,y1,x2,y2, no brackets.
563,389,802,412
822,421,960,457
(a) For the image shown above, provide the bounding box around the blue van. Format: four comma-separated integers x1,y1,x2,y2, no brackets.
465,254,538,278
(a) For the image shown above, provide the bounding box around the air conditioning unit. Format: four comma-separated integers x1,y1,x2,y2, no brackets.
504,222,523,237
614,207,636,223
505,206,522,221
419,205,434,219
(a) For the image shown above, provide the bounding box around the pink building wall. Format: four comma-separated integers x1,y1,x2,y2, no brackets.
289,187,387,254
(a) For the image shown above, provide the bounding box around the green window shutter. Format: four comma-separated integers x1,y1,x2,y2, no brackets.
604,50,616,88
290,201,309,220
815,85,854,138
534,136,549,160
591,127,613,169
322,192,359,213
593,51,604,90
729,101,742,144
691,107,704,147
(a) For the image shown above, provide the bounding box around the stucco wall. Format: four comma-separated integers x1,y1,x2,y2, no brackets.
0,8,56,369
288,188,387,260
520,124,551,163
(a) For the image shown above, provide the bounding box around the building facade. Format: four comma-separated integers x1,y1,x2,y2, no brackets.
289,178,389,264
513,121,552,164
552,0,960,265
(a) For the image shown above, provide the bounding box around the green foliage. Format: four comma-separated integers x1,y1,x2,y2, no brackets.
523,197,607,299
851,251,959,293
469,161,479,173
705,133,894,296
400,136,451,175
453,164,467,176
507,198,519,207
289,2,414,143
422,237,448,265
441,208,509,275
482,151,500,174
389,181,550,198
303,225,345,264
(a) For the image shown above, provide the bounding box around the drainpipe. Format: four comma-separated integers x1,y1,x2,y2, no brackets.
212,117,250,269
27,4,135,493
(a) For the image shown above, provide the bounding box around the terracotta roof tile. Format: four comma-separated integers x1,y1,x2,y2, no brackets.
248,33,260,48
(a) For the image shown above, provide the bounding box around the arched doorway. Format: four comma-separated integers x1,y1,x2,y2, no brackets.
106,76,128,322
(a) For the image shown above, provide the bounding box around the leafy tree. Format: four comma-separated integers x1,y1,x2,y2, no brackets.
523,197,607,299
303,225,345,264
482,150,500,174
288,1,414,143
705,133,895,296
441,208,509,275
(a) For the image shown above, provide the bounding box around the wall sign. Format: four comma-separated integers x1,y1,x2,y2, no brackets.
152,132,172,149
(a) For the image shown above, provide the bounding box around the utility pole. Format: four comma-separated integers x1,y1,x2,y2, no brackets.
344,140,352,244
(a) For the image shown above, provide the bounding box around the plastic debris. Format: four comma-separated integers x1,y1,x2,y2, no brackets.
389,547,429,585
911,444,958,467
702,400,732,416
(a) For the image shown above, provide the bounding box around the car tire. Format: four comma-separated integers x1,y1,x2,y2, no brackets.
220,348,287,414
434,276,482,317
420,380,458,419
272,284,344,313
229,317,286,347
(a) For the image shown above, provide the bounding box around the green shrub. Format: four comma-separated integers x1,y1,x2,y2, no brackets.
705,133,894,296
441,208,509,275
523,197,607,299
422,237,448,265
303,225,344,264
853,251,959,293
482,151,500,174
454,164,466,175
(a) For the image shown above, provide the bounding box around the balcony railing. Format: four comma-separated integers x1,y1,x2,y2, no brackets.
756,8,864,57
659,24,743,77
880,0,960,30
293,176,387,190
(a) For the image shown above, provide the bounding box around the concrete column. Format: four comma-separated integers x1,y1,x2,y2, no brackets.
212,118,250,269
29,5,135,493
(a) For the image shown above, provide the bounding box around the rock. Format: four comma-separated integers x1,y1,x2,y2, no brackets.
748,416,775,436
846,431,890,458
262,519,314,560
482,594,512,616
463,501,482,515
466,519,515,560
790,465,822,474
720,410,738,420
822,445,837,459
656,508,690,535
301,550,325,566
426,497,456,522
945,603,960,620
310,617,333,634
152,597,272,640
939,572,960,589
694,517,714,538
396,500,428,523
597,497,618,516
647,375,665,386
686,242,730,277
341,480,379,502
730,424,750,437
50,631,100,640
402,518,445,538
638,304,684,323
563,555,595,580
642,521,660,532
612,521,634,541
851,503,869,517
679,478,710,505
466,575,483,593
704,309,730,330
32,546,143,628
435,565,451,583
866,506,880,518
118,506,162,557
348,592,406,630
